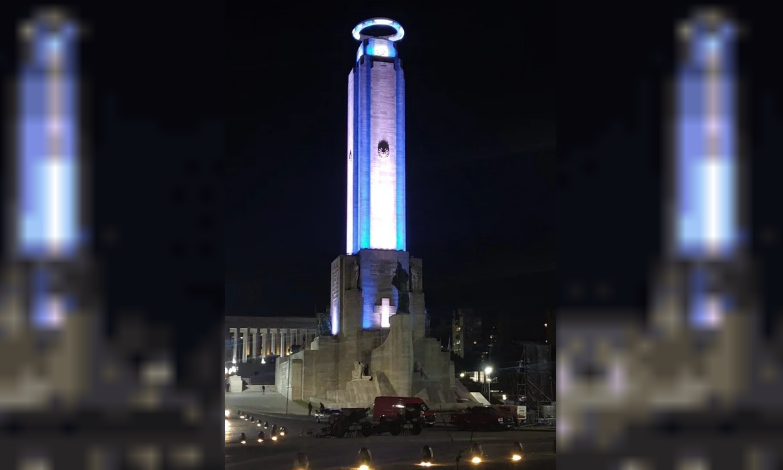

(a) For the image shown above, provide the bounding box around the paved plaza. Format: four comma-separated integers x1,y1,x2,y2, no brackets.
226,393,556,470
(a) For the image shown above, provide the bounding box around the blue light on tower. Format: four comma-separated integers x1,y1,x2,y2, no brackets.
18,16,81,260
16,12,83,330
674,14,739,330
675,19,738,260
346,18,406,254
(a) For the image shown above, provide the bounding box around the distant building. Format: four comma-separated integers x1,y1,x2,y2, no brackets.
451,308,482,358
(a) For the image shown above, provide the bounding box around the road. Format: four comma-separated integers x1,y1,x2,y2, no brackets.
226,393,555,470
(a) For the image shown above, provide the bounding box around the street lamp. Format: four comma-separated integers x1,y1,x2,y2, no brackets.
484,366,493,400
285,358,292,415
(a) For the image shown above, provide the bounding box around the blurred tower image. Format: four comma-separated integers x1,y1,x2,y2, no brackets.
0,8,94,408
1,8,189,414
557,9,783,461
14,9,89,327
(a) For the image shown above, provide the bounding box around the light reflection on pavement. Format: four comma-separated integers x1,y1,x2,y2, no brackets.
225,410,555,469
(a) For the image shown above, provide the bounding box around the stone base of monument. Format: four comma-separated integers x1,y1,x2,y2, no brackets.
228,375,243,393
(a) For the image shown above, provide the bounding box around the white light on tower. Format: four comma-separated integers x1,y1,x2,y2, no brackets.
381,298,391,328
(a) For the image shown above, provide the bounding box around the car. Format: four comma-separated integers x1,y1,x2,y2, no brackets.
314,408,342,424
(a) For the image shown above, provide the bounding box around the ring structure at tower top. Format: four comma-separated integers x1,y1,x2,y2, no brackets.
352,18,404,42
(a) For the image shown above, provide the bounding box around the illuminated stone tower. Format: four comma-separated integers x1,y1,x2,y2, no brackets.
331,18,422,338
298,20,453,405
14,10,86,329
661,11,748,332
346,18,406,255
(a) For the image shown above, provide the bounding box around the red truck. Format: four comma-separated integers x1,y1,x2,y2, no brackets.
372,396,435,434
450,406,516,431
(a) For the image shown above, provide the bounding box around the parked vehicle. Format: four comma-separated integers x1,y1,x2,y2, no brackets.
330,408,374,438
373,396,436,427
371,396,430,435
493,405,524,426
314,408,342,424
450,406,515,431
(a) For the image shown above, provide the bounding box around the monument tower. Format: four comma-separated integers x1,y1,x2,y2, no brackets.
332,18,417,339
284,19,454,407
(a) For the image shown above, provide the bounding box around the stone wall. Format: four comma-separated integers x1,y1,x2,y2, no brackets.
274,357,289,398
407,337,456,405
410,291,426,342
290,358,303,401
301,350,316,402
311,336,340,399
370,312,413,397
339,288,363,387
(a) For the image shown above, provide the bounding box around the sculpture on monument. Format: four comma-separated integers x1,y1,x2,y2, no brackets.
352,361,363,379
316,310,332,336
411,263,420,291
391,262,410,314
352,260,360,290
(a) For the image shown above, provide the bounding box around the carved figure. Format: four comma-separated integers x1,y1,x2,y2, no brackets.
411,263,420,291
391,262,410,314
317,311,332,336
352,361,363,380
353,261,360,289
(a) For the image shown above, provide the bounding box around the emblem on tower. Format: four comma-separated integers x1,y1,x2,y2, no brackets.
377,140,390,158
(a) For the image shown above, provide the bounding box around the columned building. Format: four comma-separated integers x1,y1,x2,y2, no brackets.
225,316,318,363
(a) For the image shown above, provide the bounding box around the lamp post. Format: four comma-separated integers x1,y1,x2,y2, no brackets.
484,366,493,401
285,357,292,415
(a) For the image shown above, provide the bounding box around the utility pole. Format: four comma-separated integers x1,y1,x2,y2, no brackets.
285,357,291,415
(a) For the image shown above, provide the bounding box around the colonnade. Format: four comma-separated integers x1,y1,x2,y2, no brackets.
228,327,318,363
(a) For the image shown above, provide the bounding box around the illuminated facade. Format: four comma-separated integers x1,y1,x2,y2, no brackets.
334,18,411,333
346,18,406,255
672,16,741,330
15,13,84,330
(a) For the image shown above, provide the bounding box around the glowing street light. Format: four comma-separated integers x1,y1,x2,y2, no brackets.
511,442,524,461
470,443,484,465
418,445,434,467
357,447,373,470
293,453,309,470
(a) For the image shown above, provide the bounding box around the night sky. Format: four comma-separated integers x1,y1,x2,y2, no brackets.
226,2,556,333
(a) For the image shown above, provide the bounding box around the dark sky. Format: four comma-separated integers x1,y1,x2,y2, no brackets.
226,2,556,324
